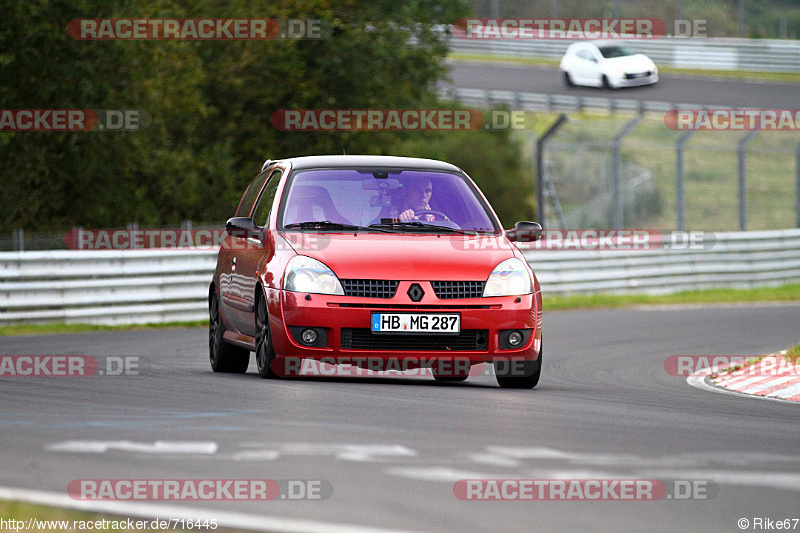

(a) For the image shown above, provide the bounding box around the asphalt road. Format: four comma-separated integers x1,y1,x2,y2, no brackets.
1,305,799,532
447,61,800,108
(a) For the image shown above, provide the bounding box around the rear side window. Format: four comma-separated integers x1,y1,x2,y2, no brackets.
235,172,270,217
252,170,283,227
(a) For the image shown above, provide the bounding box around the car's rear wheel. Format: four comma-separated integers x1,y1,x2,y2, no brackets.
209,292,250,373
562,70,574,87
255,293,278,379
495,346,542,389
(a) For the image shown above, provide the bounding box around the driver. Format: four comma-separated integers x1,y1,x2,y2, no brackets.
399,177,434,222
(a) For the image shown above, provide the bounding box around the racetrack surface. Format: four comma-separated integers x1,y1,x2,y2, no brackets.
1,305,799,532
447,61,800,108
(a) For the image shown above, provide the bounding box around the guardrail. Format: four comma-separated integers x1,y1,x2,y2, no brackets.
519,229,800,294
1,228,799,325
0,250,216,325
450,37,800,73
437,86,688,114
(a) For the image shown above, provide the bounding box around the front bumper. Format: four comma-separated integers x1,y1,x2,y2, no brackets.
613,72,659,87
265,281,541,366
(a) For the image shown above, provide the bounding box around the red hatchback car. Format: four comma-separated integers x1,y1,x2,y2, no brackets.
209,155,543,388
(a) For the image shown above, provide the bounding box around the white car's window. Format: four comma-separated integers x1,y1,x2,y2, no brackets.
598,45,635,58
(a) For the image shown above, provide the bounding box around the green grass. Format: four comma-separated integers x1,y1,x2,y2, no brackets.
0,500,243,533
542,283,800,310
785,343,800,364
449,52,800,83
0,321,206,337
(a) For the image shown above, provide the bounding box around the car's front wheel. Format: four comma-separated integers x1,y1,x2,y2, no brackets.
209,292,250,373
562,70,574,87
495,347,542,389
255,293,278,379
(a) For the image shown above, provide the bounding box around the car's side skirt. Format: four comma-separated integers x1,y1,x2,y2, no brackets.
223,330,256,351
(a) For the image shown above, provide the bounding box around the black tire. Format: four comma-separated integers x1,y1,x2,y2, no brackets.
601,75,612,89
496,347,542,389
562,70,574,87
209,292,250,373
255,293,278,379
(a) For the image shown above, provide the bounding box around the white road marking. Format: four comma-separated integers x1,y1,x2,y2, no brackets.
387,467,630,482
643,470,800,492
769,382,800,399
386,467,506,482
739,375,796,394
234,443,417,462
0,485,421,533
687,367,800,404
46,441,218,454
466,453,520,467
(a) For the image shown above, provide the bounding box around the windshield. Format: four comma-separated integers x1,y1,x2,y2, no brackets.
598,45,635,58
279,168,499,232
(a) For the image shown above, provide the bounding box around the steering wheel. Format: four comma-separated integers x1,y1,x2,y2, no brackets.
413,209,449,221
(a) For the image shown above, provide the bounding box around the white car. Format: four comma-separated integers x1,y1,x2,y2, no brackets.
559,41,658,89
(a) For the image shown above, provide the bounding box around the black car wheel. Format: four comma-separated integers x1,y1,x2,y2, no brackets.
209,292,250,373
255,294,278,379
496,345,542,389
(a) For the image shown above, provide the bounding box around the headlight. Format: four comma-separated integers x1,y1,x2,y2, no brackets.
483,258,532,297
284,255,344,295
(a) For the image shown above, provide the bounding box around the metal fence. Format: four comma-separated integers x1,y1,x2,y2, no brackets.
2,228,799,325
436,87,800,232
450,37,800,73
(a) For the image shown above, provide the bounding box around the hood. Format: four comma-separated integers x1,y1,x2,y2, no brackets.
604,54,654,71
280,231,520,280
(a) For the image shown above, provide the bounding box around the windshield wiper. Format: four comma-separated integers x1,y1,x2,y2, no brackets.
284,221,396,233
368,221,482,235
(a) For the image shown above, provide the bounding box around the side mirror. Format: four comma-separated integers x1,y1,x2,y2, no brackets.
225,217,261,240
506,221,543,242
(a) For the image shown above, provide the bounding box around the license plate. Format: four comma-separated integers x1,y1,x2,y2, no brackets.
371,313,460,334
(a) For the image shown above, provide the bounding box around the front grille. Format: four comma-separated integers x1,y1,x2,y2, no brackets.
330,303,494,309
340,328,488,351
625,71,651,79
341,279,398,299
431,281,485,299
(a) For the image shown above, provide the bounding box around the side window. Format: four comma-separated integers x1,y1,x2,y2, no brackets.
235,172,270,217
252,170,283,227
